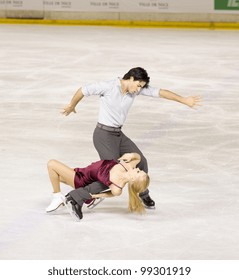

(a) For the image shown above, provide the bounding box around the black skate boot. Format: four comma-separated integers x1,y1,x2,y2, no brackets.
65,194,83,220
141,194,155,209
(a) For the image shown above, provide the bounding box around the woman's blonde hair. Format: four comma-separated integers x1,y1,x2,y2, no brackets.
128,174,150,214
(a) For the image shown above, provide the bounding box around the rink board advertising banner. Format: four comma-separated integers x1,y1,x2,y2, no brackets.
0,0,43,10
0,0,212,12
42,0,208,13
0,0,239,12
215,0,239,10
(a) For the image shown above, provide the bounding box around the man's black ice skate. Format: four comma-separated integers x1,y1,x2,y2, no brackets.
71,202,83,220
141,195,155,209
64,194,83,220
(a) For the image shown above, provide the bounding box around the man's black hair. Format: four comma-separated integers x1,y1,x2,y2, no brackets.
122,67,150,88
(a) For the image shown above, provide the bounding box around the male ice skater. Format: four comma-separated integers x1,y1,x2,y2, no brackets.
62,67,201,208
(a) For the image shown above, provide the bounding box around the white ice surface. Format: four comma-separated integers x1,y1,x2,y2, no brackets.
0,24,239,260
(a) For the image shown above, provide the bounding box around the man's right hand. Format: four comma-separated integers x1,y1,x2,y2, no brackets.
61,104,76,116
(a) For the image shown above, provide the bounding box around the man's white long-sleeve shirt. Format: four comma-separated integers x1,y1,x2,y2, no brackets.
82,78,159,127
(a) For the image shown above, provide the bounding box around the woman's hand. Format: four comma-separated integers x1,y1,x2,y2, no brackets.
118,153,141,169
119,153,134,163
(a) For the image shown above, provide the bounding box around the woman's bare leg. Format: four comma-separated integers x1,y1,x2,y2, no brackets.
46,160,76,212
47,159,75,192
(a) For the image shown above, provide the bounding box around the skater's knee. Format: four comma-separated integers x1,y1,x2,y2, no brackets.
47,159,58,169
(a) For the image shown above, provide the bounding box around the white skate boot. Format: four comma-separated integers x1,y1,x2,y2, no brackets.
46,192,65,212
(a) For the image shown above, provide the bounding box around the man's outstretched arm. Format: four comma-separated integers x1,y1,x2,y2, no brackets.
62,88,84,116
159,89,202,108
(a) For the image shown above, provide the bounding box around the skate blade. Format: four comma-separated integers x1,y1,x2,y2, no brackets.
46,202,64,213
144,205,156,209
87,198,105,209
63,200,81,222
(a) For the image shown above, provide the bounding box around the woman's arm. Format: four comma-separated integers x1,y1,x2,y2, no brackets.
91,191,114,198
91,185,122,198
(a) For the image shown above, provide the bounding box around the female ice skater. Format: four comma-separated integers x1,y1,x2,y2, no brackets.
46,153,150,220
